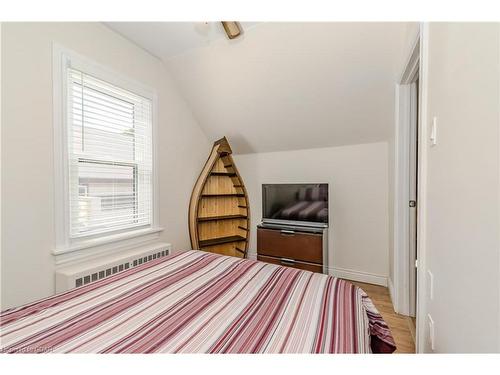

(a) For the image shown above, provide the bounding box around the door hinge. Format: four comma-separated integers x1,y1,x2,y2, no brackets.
415,259,419,268
409,200,416,208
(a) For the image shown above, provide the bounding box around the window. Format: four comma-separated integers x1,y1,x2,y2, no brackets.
54,47,159,257
67,69,153,238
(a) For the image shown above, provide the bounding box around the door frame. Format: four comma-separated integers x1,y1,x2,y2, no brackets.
393,33,420,317
408,78,418,317
394,24,430,353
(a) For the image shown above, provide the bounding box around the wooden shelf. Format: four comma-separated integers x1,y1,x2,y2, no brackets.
199,235,246,248
188,136,249,259
210,172,236,177
197,214,247,222
201,193,245,198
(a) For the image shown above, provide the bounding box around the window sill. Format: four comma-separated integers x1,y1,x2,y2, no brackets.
53,227,164,264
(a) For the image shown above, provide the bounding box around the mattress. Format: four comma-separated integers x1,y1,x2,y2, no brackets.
0,250,396,353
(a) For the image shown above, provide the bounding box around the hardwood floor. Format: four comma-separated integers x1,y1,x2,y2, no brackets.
349,281,416,354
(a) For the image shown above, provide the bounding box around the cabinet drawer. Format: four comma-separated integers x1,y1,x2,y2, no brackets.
257,255,323,273
257,228,323,264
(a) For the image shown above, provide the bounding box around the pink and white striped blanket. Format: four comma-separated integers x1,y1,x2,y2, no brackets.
0,250,396,353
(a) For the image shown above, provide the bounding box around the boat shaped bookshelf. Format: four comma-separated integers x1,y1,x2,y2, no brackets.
188,137,250,258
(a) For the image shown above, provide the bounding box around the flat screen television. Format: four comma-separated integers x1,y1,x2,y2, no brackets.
262,183,328,227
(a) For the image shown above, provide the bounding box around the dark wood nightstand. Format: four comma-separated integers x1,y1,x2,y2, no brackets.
257,225,327,274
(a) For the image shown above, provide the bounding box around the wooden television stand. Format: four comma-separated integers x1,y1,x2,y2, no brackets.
257,223,328,274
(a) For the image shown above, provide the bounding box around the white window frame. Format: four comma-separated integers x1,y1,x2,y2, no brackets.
53,44,161,263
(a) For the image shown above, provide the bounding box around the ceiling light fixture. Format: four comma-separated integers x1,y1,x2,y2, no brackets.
221,22,242,39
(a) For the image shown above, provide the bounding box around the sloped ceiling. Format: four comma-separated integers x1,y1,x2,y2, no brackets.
107,22,414,154
106,22,259,60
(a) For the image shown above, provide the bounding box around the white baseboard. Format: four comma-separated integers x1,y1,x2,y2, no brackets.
327,266,388,287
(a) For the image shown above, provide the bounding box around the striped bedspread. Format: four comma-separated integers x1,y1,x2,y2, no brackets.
0,250,396,353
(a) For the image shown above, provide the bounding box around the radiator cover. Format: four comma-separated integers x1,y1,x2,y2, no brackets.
55,243,171,293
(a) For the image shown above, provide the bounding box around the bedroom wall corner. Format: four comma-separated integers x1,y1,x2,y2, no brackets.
0,22,210,309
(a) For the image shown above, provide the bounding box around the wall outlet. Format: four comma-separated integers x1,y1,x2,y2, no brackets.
427,314,435,351
427,269,434,300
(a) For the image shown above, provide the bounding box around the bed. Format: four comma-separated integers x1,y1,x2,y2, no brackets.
0,250,396,353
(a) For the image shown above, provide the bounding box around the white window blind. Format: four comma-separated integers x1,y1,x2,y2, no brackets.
67,68,153,238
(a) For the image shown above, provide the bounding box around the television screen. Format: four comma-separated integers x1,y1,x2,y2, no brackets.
262,183,328,225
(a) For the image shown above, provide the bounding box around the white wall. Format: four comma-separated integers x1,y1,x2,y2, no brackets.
234,142,390,285
0,23,3,304
420,23,500,352
1,23,210,309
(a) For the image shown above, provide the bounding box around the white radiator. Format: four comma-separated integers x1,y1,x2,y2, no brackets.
55,243,171,293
